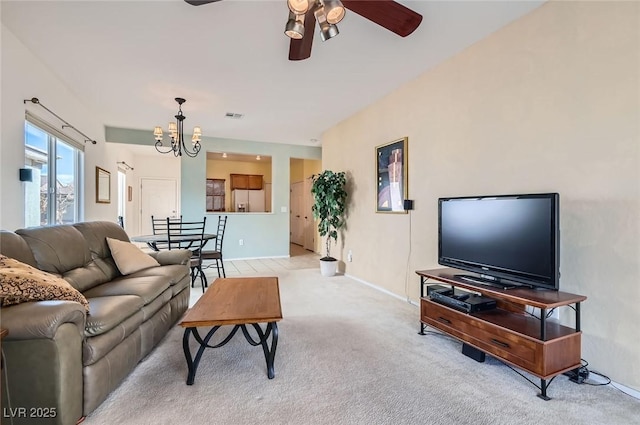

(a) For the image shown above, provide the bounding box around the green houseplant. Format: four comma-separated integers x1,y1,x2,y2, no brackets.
311,170,347,276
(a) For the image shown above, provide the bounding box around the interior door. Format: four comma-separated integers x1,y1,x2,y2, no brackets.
140,178,178,235
290,182,304,245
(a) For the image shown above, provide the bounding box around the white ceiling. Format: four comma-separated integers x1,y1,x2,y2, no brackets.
2,0,544,147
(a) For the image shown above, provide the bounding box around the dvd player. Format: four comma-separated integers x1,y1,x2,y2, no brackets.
430,288,497,313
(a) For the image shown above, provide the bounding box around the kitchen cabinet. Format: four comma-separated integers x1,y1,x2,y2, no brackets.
230,174,263,190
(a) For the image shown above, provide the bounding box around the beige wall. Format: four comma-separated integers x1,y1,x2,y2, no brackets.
291,158,304,183
322,2,639,391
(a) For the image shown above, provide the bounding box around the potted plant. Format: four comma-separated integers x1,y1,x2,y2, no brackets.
311,170,347,276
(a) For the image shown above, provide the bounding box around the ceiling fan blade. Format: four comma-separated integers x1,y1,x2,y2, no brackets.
342,0,423,37
288,8,317,61
184,0,223,6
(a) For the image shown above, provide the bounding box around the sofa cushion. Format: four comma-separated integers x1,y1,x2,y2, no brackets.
106,237,160,275
16,225,92,273
0,255,90,312
129,264,190,294
16,225,109,292
0,230,37,267
83,309,144,366
84,295,143,337
73,221,130,280
82,276,170,305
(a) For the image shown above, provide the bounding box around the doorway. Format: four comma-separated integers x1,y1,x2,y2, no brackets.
290,158,321,254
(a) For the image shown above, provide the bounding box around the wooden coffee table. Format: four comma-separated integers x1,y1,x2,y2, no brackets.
179,277,282,385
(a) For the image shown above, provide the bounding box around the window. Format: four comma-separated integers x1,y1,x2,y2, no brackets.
24,117,84,226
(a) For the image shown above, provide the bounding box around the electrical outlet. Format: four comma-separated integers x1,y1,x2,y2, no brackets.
347,250,353,262
239,239,244,246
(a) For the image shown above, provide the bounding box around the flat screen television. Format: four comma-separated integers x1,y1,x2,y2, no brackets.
438,193,560,291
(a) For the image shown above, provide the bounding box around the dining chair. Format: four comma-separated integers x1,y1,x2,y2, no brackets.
150,215,182,250
151,215,182,234
166,217,208,292
201,215,228,279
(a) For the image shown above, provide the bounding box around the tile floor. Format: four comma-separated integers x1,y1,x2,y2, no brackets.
189,244,320,300
207,243,319,277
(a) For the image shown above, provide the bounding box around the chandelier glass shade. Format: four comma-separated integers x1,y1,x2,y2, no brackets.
154,97,202,158
284,0,344,42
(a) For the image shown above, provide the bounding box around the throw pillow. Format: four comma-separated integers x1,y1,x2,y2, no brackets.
106,237,160,275
0,255,90,312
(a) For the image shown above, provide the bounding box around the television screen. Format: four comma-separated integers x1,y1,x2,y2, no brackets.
438,193,560,290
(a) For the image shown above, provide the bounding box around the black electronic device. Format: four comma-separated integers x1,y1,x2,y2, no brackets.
462,343,486,363
426,284,452,296
430,288,497,313
438,193,560,291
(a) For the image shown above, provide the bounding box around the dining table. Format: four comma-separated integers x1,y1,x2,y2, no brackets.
130,233,217,252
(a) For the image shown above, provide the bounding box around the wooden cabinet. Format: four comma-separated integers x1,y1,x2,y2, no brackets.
230,174,263,190
417,268,586,399
206,179,225,212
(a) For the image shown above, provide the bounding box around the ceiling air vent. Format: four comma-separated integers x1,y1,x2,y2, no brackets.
225,112,244,119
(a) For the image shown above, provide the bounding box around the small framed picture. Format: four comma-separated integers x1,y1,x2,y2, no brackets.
96,166,111,204
376,137,408,213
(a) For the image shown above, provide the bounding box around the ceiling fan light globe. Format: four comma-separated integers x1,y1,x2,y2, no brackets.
323,0,345,24
285,19,305,39
319,21,339,41
287,0,309,15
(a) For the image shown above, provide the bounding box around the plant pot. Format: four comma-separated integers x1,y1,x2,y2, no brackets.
320,257,338,277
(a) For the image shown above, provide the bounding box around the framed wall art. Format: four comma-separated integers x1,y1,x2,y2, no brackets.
376,137,408,213
96,166,111,204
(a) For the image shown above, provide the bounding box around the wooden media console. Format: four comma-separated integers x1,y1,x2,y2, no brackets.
417,268,587,399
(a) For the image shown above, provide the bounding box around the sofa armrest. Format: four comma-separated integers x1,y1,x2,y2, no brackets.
0,301,86,341
148,249,191,266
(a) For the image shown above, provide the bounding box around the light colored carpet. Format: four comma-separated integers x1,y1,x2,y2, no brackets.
84,269,640,425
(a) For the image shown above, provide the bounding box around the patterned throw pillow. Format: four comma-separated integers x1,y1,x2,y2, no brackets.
0,255,90,312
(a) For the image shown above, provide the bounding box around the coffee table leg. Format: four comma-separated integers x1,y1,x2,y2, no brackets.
183,326,227,385
244,322,278,379
183,328,197,385
264,322,278,379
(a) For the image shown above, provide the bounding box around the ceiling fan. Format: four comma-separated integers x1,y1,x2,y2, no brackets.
184,0,423,61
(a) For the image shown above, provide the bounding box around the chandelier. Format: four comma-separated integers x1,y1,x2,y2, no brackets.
284,0,345,42
154,97,202,158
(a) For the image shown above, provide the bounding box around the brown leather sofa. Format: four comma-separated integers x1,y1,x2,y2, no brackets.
0,221,191,425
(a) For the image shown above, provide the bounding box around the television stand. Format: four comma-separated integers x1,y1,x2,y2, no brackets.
417,268,587,400
454,274,519,290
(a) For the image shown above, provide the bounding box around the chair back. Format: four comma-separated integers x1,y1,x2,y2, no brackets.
214,215,228,252
151,215,182,235
166,217,207,252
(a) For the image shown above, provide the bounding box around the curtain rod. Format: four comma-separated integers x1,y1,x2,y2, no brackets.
23,97,97,145
117,161,134,171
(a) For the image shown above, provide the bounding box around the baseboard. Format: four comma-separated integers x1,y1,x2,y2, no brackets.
344,273,418,307
224,255,290,261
